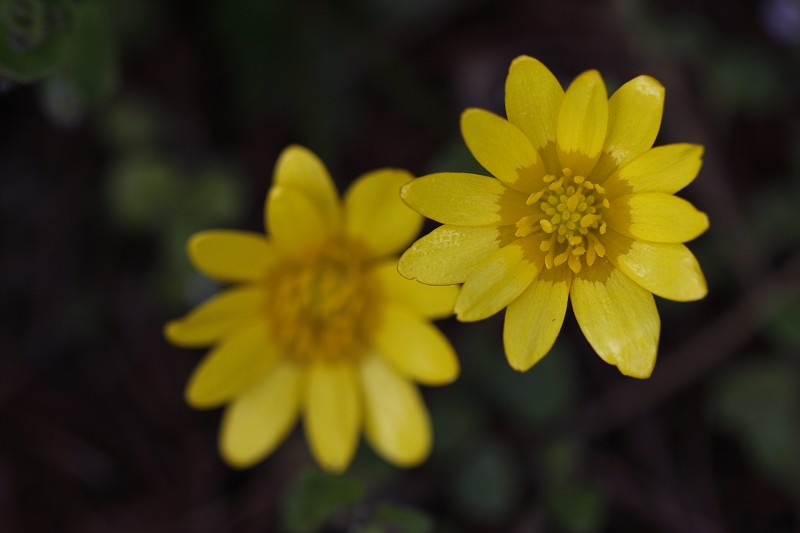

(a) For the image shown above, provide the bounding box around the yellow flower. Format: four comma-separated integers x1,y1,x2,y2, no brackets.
165,146,459,472
398,56,708,379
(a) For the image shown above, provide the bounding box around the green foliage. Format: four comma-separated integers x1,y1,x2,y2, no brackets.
39,0,118,124
708,358,800,494
707,44,788,118
464,327,576,429
546,483,606,533
364,504,435,533
448,438,522,525
540,439,606,533
0,0,73,81
281,469,364,533
107,154,184,232
766,297,800,349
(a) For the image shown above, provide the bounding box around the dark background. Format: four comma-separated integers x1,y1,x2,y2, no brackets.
2,0,800,531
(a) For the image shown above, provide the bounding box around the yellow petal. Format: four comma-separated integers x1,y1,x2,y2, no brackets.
344,168,422,258
603,230,707,302
188,230,275,283
570,258,660,378
398,224,515,285
591,76,664,181
503,269,571,371
504,55,564,175
359,355,431,467
607,193,709,243
557,70,608,177
266,184,328,252
371,260,458,319
185,321,278,409
164,285,265,347
304,362,361,473
373,302,459,386
454,235,540,322
602,144,704,199
219,360,301,468
460,108,545,191
400,173,530,226
271,145,341,231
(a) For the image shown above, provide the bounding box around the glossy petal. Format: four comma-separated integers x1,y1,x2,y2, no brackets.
304,362,361,473
188,230,275,283
460,108,545,191
371,260,458,319
602,144,704,199
359,356,431,467
400,173,530,226
505,55,564,174
503,269,571,371
454,235,540,321
571,258,660,378
272,145,341,231
164,285,265,347
604,230,707,302
398,224,514,285
557,70,608,177
373,302,459,386
219,360,302,468
607,193,709,243
185,321,277,408
266,185,328,252
344,169,422,258
592,76,664,180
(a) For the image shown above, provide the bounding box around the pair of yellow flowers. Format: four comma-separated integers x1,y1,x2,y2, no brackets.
165,56,709,473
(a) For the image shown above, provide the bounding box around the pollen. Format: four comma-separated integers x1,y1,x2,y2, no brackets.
517,168,608,274
264,238,379,364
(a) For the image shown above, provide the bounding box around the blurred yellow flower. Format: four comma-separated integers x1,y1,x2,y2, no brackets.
399,56,708,378
165,146,459,472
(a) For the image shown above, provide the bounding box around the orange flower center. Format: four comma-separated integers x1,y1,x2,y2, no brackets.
515,168,608,274
265,238,379,365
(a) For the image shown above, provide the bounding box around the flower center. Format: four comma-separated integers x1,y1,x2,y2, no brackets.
515,168,608,274
265,239,379,365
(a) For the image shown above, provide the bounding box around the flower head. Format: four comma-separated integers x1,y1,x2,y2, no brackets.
165,146,459,472
398,56,708,378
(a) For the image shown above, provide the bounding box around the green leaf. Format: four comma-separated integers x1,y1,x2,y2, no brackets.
0,0,73,82
709,359,800,493
178,163,245,228
368,503,435,533
448,439,521,524
766,296,800,349
281,468,364,533
39,0,118,124
106,154,185,231
546,483,606,533
478,336,576,428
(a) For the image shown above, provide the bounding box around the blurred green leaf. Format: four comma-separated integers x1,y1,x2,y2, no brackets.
429,389,487,455
98,95,161,152
367,503,435,533
0,0,73,81
425,137,485,175
178,162,245,228
540,439,606,533
107,154,185,231
546,483,606,533
281,468,364,533
766,296,800,349
39,0,118,124
104,0,165,51
709,359,800,493
707,44,788,117
476,337,576,428
449,439,521,525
